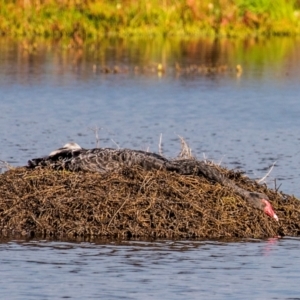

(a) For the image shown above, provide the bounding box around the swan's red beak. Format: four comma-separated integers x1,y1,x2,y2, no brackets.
262,199,279,221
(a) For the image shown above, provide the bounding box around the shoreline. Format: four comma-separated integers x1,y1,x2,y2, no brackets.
0,1,299,39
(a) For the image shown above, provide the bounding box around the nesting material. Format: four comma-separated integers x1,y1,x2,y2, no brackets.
0,165,299,239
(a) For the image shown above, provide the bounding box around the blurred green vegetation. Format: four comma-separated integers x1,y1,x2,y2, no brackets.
0,0,299,39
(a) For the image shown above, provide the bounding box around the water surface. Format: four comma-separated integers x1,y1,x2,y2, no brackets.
0,238,300,299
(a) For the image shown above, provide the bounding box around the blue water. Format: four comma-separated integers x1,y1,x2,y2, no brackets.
0,37,300,298
0,238,300,299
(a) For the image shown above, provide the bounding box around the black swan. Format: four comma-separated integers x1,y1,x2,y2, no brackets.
27,143,278,221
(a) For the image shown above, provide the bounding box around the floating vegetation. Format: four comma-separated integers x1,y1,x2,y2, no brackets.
0,164,299,239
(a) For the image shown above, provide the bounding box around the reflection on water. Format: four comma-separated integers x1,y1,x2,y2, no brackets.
0,238,299,299
0,37,299,84
0,36,300,198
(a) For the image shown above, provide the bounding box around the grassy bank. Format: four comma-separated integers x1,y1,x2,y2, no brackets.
0,0,299,39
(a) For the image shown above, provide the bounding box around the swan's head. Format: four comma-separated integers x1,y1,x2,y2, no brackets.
262,199,279,221
49,142,82,156
248,192,278,221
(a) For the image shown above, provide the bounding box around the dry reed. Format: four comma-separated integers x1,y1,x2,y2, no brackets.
0,164,298,239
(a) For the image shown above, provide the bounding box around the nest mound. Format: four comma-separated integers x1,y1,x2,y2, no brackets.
0,166,299,239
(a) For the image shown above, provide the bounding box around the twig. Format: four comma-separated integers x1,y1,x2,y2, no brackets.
111,138,120,149
158,133,163,156
274,178,282,193
88,126,102,148
217,155,225,166
0,159,13,171
257,161,277,184
177,135,193,159
107,198,129,228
